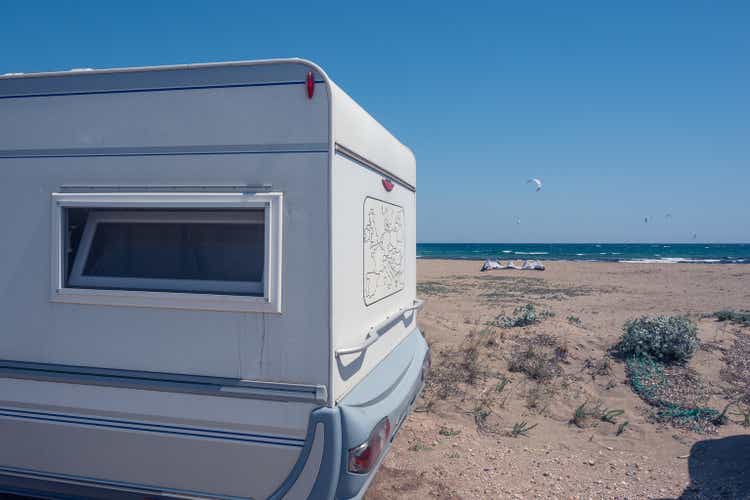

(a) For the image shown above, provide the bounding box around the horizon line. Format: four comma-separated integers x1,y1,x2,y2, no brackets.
416,242,750,245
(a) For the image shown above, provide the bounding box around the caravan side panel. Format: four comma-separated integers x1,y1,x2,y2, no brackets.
0,68,331,386
330,153,417,401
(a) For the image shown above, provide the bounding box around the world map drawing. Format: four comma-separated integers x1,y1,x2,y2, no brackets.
363,198,405,305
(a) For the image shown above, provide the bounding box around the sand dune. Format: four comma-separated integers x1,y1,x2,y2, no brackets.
367,260,750,499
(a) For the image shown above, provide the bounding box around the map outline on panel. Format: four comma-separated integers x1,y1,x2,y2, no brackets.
363,196,405,306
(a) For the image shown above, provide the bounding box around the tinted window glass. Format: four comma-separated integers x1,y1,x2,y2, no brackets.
84,221,264,282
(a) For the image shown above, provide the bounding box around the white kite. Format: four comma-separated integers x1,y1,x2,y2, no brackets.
515,216,521,225
526,178,542,192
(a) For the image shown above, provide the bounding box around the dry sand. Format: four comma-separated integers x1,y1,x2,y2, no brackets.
366,260,750,499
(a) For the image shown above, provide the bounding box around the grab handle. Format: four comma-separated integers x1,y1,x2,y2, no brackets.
335,299,424,358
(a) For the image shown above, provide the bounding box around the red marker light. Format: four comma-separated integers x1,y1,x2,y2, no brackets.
382,178,394,192
306,71,315,99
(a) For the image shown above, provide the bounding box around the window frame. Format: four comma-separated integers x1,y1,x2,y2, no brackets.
51,192,283,313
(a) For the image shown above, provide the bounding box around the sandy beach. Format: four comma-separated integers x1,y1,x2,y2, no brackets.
366,260,750,499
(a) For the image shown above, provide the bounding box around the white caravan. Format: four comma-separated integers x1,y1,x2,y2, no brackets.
0,59,428,500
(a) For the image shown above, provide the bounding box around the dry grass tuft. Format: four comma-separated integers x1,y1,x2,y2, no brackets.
509,420,538,437
427,334,486,400
721,329,750,406
584,355,613,378
508,334,564,381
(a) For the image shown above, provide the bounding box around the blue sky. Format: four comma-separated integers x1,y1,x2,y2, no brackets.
2,1,748,243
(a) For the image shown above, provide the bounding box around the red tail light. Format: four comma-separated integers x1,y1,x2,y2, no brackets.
347,417,391,474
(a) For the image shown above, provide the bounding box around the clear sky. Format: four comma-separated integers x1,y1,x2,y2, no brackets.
2,1,748,243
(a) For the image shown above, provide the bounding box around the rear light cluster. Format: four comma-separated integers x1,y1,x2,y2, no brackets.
347,417,391,474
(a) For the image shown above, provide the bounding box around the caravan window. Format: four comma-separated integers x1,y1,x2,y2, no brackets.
51,192,283,313
67,210,265,295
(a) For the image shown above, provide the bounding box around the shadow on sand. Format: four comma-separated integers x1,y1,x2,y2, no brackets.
680,434,750,499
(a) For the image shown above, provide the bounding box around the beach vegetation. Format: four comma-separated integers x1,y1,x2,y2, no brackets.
713,402,733,426
584,355,613,378
478,326,500,347
459,336,484,386
477,275,607,302
571,402,625,427
494,376,510,395
554,340,570,362
494,303,553,328
525,383,555,412
470,389,496,432
731,404,750,427
567,315,583,326
509,420,538,438
617,315,699,364
616,421,629,436
720,328,750,406
600,408,625,424
438,425,461,437
508,334,563,381
625,355,721,432
409,441,432,452
712,309,750,327
571,402,595,428
617,316,729,431
425,333,488,401
417,281,453,297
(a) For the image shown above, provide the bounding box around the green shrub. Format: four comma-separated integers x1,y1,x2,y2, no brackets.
617,316,698,364
495,304,552,328
713,310,750,327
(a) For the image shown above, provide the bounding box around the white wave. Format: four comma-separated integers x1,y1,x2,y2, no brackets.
514,251,549,255
502,250,512,253
575,253,585,256
620,258,722,264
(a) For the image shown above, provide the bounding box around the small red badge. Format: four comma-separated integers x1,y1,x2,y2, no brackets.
382,178,394,192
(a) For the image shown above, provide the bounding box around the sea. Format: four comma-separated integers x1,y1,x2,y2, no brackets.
416,243,750,264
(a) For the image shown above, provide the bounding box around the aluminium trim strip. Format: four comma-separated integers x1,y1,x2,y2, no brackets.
0,78,325,100
0,466,254,500
335,143,416,192
0,360,327,404
59,184,273,192
0,143,328,159
0,407,304,447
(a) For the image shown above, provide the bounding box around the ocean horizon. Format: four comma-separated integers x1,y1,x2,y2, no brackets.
416,243,750,264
